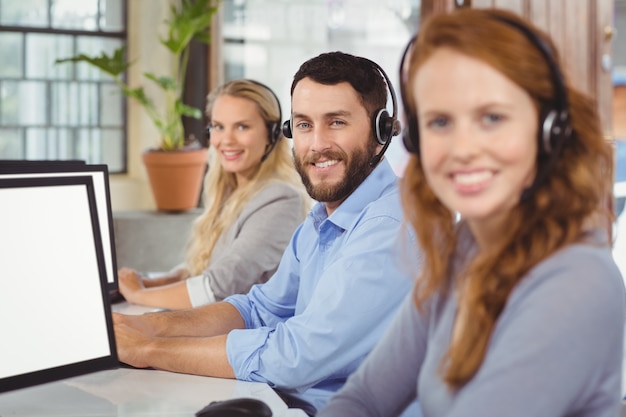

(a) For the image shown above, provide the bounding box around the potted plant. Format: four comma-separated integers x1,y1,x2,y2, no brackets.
57,0,220,211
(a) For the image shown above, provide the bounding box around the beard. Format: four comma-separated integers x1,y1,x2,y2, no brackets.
293,139,379,203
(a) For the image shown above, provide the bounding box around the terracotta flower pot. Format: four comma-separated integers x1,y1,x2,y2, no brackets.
142,147,208,212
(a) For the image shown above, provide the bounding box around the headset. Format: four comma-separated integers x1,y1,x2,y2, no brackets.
206,79,283,161
399,13,573,199
281,58,402,167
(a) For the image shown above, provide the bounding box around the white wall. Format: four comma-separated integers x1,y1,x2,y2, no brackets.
109,0,174,211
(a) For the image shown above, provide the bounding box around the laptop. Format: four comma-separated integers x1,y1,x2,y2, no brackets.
0,163,123,302
0,175,118,393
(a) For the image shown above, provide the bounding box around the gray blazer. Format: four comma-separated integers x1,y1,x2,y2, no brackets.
186,181,307,306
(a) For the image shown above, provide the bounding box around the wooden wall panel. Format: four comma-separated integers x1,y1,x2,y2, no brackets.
615,86,626,138
597,0,616,136
547,0,565,66
420,0,615,135
471,0,497,8
564,1,591,94
420,0,455,18
528,0,549,31
493,0,525,14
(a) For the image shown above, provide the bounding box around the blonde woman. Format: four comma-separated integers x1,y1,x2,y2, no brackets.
118,79,310,309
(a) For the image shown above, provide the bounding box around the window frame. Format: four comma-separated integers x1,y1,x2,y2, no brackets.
0,0,128,172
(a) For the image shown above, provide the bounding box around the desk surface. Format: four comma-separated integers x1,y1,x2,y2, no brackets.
0,302,307,417
0,368,306,416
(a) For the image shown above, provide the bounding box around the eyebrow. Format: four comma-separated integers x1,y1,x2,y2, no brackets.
420,101,516,116
292,110,352,120
210,118,253,124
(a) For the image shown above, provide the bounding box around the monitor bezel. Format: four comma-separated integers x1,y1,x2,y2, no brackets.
0,175,118,393
0,163,119,292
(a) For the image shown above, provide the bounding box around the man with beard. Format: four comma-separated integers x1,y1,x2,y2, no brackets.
113,52,417,415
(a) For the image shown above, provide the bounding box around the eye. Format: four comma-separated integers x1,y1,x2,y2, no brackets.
210,123,223,132
330,120,346,127
481,113,504,125
295,121,311,130
236,124,249,131
425,115,449,130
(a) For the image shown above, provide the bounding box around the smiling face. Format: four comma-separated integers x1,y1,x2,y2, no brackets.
413,48,538,244
209,94,270,186
290,78,379,213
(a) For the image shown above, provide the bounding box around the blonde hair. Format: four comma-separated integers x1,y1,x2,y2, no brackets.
185,80,310,275
401,9,614,388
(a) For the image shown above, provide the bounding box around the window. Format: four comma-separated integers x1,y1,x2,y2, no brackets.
0,0,126,172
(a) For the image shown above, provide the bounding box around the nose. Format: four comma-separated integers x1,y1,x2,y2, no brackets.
449,124,479,160
213,127,235,146
309,125,332,153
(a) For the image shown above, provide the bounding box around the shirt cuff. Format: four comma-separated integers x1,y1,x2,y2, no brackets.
186,274,216,307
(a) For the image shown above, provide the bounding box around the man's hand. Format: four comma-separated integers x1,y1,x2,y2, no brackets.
113,312,155,368
111,311,236,378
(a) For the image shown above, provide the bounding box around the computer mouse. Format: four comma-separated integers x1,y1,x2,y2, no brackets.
195,397,273,417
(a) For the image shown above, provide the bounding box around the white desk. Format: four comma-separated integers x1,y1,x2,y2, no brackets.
0,302,307,416
0,368,306,416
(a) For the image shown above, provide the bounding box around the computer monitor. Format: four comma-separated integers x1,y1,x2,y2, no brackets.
0,163,119,295
0,176,118,393
0,160,85,166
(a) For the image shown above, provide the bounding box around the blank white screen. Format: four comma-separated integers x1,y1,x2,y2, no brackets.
0,183,111,378
0,171,115,285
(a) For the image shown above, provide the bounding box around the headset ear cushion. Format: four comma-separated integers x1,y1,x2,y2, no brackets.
282,120,292,138
538,108,555,153
268,122,281,145
402,116,419,155
374,109,392,145
538,108,572,154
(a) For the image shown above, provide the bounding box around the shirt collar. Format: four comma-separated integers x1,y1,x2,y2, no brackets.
309,159,398,231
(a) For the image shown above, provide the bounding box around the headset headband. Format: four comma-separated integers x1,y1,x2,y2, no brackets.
399,13,572,200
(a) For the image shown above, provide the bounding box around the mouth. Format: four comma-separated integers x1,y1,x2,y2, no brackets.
222,150,243,160
313,159,340,169
452,170,493,185
451,169,494,193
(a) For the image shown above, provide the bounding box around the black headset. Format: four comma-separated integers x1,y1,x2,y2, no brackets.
399,14,573,199
206,79,283,161
281,58,402,167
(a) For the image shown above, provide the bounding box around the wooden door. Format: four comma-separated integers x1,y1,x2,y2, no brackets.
420,0,616,138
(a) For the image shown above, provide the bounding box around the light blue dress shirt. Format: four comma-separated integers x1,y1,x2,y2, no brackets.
224,159,417,411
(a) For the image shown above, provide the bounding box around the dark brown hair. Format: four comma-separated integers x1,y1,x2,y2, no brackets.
290,51,387,118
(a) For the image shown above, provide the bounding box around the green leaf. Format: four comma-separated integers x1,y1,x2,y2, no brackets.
176,101,203,119
145,73,178,91
123,87,152,107
55,47,130,77
161,0,219,53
